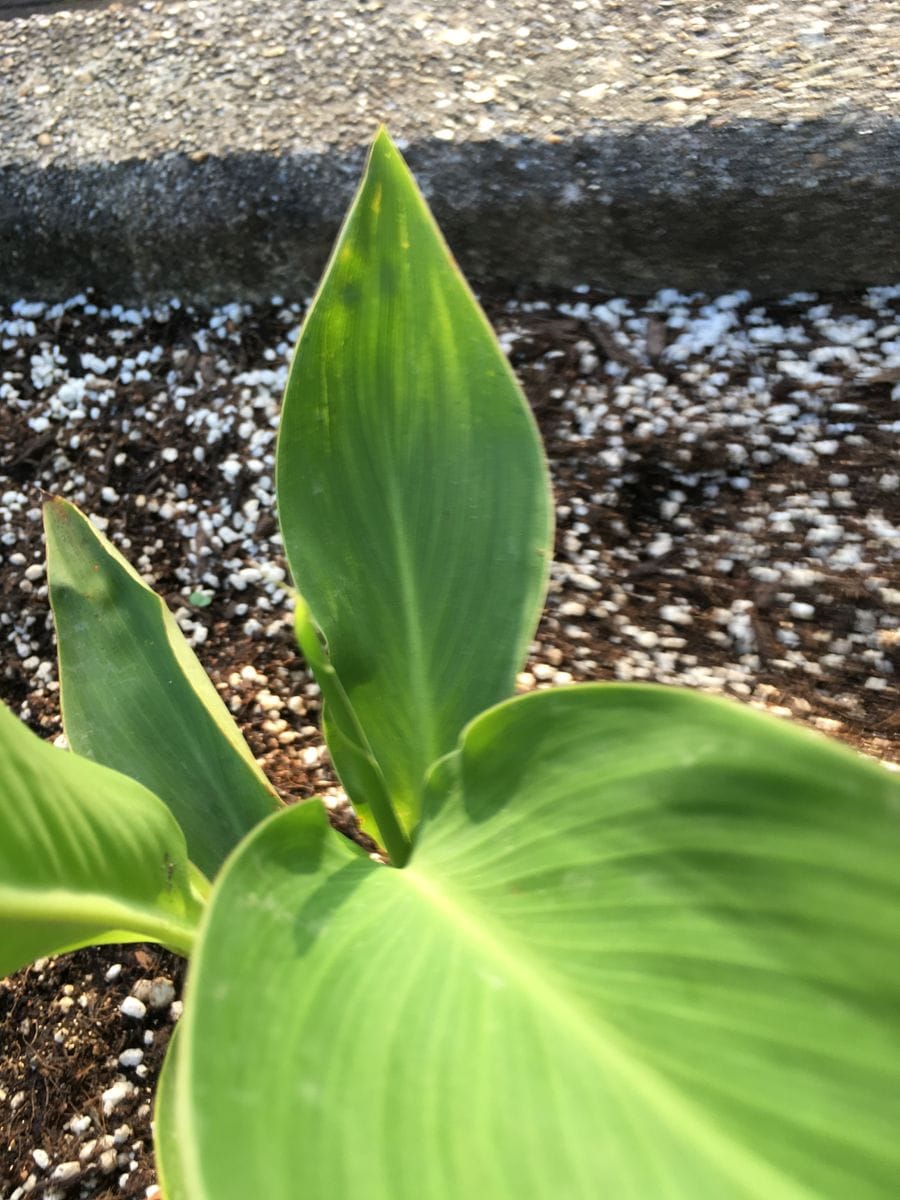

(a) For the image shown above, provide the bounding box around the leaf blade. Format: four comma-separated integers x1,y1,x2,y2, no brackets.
276,130,553,835
44,496,280,877
165,685,900,1198
154,1025,190,1200
0,701,201,976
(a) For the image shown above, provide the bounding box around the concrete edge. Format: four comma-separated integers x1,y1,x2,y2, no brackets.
2,119,899,303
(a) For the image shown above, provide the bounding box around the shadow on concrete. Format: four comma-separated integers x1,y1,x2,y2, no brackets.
2,118,898,303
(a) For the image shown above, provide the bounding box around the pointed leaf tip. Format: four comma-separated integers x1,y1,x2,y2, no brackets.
277,128,552,839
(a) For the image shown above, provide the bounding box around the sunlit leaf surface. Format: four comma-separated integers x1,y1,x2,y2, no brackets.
0,702,201,975
276,130,553,838
167,686,900,1198
155,1025,190,1200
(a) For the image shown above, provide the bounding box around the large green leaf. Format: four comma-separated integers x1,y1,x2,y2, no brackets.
0,701,202,976
164,685,900,1198
44,496,280,878
276,129,553,842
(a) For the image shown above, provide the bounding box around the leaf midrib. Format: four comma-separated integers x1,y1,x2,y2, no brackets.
384,467,439,774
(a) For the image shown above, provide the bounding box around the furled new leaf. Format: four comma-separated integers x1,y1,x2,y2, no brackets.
164,685,900,1199
0,701,202,977
44,497,280,878
293,595,406,861
276,130,553,839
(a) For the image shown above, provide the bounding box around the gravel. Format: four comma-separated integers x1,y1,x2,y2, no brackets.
2,284,898,758
1,279,898,1193
1,947,179,1199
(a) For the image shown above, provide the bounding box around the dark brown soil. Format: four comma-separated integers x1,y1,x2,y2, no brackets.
1,285,897,1197
1,949,183,1198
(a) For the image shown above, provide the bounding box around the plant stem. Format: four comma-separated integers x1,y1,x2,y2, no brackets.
366,785,412,867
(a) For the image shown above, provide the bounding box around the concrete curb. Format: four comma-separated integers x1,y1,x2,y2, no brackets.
2,1,899,302
3,121,900,303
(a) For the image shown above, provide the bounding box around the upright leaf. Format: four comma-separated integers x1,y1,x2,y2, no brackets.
164,686,900,1198
276,129,553,838
155,1026,190,1200
294,596,406,862
0,701,201,976
44,497,280,878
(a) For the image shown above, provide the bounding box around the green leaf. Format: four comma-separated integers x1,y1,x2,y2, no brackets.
155,1026,189,1200
0,701,202,976
293,595,406,862
276,129,553,839
44,496,280,878
164,685,900,1198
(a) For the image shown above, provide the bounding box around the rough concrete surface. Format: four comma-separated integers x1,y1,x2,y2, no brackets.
1,0,898,301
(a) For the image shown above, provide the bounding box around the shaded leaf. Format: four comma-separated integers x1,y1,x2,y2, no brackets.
293,595,405,862
44,497,280,878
